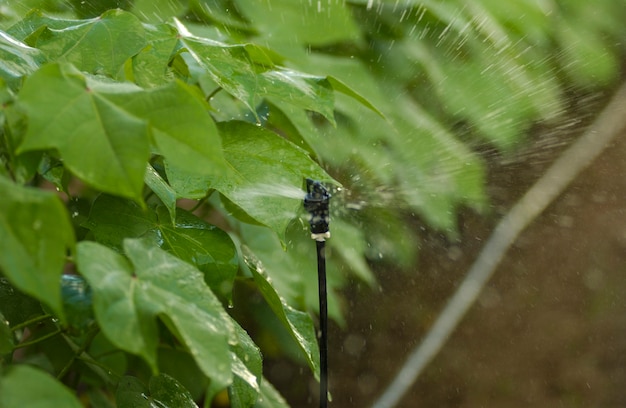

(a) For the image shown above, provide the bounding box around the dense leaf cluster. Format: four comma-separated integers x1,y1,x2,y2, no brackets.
1,0,624,407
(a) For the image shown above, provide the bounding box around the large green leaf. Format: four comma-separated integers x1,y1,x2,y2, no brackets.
130,22,179,87
174,20,337,123
18,9,146,76
0,30,45,87
243,248,320,379
77,239,235,389
101,79,227,178
17,63,150,199
0,365,83,408
84,194,238,298
0,176,74,321
167,121,333,239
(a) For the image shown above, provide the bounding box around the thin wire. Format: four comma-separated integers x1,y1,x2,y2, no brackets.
371,82,626,408
317,239,329,408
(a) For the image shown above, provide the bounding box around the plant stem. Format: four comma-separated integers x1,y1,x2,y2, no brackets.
57,327,100,380
206,86,223,102
13,328,62,349
10,314,53,332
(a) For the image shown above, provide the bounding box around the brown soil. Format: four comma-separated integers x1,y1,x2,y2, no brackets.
265,89,626,408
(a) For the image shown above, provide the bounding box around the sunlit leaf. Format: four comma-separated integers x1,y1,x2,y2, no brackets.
167,121,333,240
77,239,235,389
116,374,198,408
18,9,146,76
0,365,83,408
0,31,45,87
0,176,74,321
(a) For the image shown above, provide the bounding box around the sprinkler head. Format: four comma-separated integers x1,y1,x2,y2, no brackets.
304,178,331,240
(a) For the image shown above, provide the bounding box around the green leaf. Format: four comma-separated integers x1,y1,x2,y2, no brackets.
0,277,43,327
144,164,177,224
17,63,150,200
22,9,146,76
130,22,179,87
233,0,360,54
327,76,385,119
149,373,198,408
0,365,83,408
254,377,290,408
229,322,263,407
84,194,238,298
243,249,320,379
167,121,333,240
77,239,235,389
257,69,336,125
102,79,227,178
0,176,74,321
174,21,337,122
116,374,198,408
0,31,45,88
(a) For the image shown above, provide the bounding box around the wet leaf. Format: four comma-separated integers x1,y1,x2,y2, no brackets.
243,249,320,379
149,373,198,408
131,22,179,87
116,374,198,408
0,365,83,408
229,322,263,407
17,63,150,200
0,176,74,321
84,195,238,298
0,31,45,88
18,9,146,76
77,239,234,389
167,121,333,240
101,79,227,179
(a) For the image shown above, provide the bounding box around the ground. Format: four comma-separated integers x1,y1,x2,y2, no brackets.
265,89,626,407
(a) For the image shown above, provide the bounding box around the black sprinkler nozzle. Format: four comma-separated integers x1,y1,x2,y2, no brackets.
304,178,331,236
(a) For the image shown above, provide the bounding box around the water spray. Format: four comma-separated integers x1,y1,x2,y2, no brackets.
304,178,331,408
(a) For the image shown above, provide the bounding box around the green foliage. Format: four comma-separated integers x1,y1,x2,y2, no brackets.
0,0,624,406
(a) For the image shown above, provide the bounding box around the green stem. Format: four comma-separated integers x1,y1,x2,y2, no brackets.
206,86,223,102
10,314,53,332
13,328,62,350
75,355,121,381
57,327,99,380
189,189,214,213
